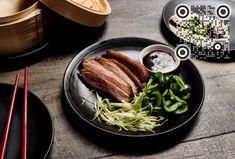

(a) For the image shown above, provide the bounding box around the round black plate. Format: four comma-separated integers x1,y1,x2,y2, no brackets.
162,0,235,56
0,84,54,159
64,37,205,137
0,41,49,62
0,41,50,72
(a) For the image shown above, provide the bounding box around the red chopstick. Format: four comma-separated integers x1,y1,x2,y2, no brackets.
0,74,20,159
22,67,28,159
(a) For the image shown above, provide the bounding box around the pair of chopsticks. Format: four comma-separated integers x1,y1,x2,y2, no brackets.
0,67,28,159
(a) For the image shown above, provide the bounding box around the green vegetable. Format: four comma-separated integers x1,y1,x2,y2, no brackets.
175,104,188,114
182,92,191,100
143,73,191,115
94,93,166,132
152,91,162,107
163,99,173,108
169,89,186,104
162,89,169,96
164,102,184,112
172,75,185,91
109,102,132,111
131,92,145,111
90,72,191,132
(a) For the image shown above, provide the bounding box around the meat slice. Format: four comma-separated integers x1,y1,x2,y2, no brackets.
103,50,149,82
80,59,133,102
110,59,142,89
95,57,137,93
80,68,132,102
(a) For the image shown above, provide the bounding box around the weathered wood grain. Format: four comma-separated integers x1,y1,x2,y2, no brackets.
0,0,234,158
101,132,235,159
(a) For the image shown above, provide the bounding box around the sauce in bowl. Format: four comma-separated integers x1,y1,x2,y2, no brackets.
140,44,180,73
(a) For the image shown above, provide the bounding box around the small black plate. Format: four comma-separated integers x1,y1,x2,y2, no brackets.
63,37,205,137
0,84,54,159
162,0,235,59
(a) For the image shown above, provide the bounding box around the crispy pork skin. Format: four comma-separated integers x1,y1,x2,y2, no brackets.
110,59,142,89
80,59,133,102
82,59,132,95
95,57,137,93
80,68,132,102
103,50,149,82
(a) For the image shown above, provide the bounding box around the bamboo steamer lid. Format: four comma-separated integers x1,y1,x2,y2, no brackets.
39,0,111,27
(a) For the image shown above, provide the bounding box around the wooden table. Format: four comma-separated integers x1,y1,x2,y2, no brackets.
1,0,235,158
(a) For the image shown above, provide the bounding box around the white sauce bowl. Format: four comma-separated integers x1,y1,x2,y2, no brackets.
139,44,180,74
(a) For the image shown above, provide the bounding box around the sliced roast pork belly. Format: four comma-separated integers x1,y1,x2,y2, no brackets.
82,59,132,95
80,59,133,102
95,57,137,93
103,50,149,82
110,59,142,89
80,68,132,102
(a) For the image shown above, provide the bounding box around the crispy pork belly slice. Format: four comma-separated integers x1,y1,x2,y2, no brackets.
110,59,142,89
80,67,132,102
95,57,137,93
103,50,149,82
82,59,133,97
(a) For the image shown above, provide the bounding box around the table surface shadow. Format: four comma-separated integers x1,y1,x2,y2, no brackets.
0,0,234,159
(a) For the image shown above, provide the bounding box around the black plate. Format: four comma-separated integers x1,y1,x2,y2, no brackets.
0,41,50,62
162,0,235,57
63,37,205,137
0,41,50,72
0,84,54,159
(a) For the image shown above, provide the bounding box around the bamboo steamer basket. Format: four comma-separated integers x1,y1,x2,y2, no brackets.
0,1,44,56
0,0,38,23
0,9,43,55
39,0,111,27
0,0,111,56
